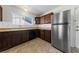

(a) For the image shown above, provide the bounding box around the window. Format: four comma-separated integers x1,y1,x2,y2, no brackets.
24,16,33,24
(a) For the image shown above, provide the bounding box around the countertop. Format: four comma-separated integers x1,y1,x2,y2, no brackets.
0,24,51,32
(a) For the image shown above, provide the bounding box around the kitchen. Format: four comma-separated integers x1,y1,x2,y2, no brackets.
0,5,78,53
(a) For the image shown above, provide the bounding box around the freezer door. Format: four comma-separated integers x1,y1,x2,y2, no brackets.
62,10,70,23
52,25,68,52
52,10,70,24
52,13,60,24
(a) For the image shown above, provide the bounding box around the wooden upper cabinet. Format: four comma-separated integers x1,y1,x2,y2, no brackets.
35,13,53,24
44,14,51,24
0,6,2,21
40,16,45,24
35,17,40,24
44,13,53,24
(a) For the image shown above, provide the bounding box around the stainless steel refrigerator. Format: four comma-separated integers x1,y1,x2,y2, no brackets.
51,10,70,53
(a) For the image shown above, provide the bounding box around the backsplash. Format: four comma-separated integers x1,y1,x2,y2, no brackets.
38,24,51,30
0,21,37,28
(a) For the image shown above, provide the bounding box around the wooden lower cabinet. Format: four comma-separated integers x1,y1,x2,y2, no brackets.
44,30,51,43
0,32,13,51
29,29,40,39
40,30,51,43
19,31,29,43
29,30,37,40
40,30,45,40
0,30,38,52
0,29,51,52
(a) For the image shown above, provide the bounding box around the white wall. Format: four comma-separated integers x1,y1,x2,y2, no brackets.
2,6,12,22
74,8,79,48
0,5,36,26
41,6,79,15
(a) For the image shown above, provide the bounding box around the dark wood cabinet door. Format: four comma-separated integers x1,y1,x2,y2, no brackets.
44,30,51,43
35,17,40,24
20,30,29,42
0,32,5,51
11,31,21,45
40,30,51,43
40,30,45,40
44,14,52,24
35,29,40,37
0,32,13,51
29,30,37,40
40,16,45,24
35,13,53,24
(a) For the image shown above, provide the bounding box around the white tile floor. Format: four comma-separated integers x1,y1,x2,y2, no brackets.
2,38,62,53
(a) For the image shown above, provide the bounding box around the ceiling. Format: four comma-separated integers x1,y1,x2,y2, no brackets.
17,5,60,16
